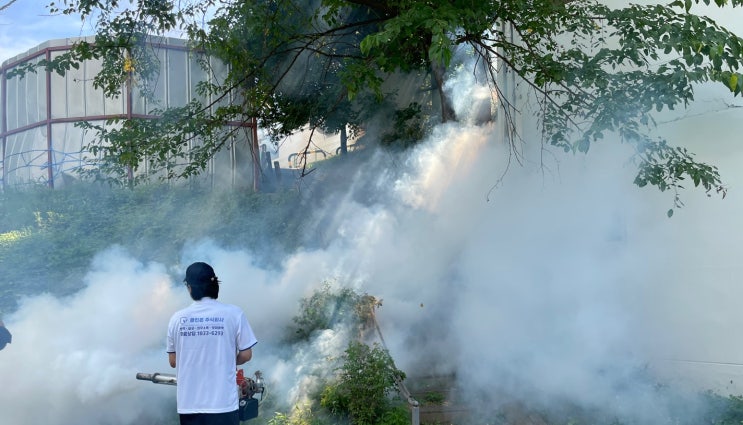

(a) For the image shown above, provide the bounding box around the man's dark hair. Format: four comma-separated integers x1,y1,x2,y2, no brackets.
188,281,220,300
184,262,220,300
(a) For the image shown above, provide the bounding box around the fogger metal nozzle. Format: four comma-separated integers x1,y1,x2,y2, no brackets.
136,372,177,385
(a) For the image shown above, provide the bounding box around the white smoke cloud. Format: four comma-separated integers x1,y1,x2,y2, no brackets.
1,247,184,424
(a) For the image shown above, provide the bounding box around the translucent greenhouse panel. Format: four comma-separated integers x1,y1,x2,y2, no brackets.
6,57,46,129
131,83,147,115
35,64,47,123
50,122,86,175
13,78,29,128
66,59,86,117
210,57,230,112
84,57,106,116
150,46,168,111
0,78,4,123
5,71,18,130
131,44,168,115
104,87,125,116
210,136,233,188
232,128,255,190
49,49,87,119
168,48,188,108
64,119,128,183
21,59,46,125
190,52,208,104
4,127,48,186
192,127,257,190
50,52,67,119
233,90,245,112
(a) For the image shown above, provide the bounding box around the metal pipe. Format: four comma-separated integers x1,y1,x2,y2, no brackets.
45,48,53,188
136,372,177,386
408,397,420,425
1,61,6,190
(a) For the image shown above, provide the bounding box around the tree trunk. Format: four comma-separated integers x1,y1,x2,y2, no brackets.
431,62,456,123
340,125,348,155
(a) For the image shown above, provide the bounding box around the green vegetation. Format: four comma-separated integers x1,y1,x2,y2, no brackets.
266,405,319,425
703,392,743,425
321,341,406,425
285,281,383,344
245,285,409,425
0,182,306,315
422,391,446,406
287,282,365,343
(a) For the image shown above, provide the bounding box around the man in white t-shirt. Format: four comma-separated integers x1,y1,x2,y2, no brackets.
167,262,258,425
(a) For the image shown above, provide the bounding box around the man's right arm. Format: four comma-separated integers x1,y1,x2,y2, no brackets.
235,310,257,365
236,348,252,365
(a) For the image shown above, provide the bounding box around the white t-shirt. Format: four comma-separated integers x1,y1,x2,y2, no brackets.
166,298,257,414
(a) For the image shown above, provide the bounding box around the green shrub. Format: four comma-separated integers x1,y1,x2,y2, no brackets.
423,391,446,406
377,404,410,425
701,392,743,425
321,341,405,425
287,283,363,343
319,382,350,416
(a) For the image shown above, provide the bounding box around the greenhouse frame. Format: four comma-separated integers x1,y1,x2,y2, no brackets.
0,36,260,190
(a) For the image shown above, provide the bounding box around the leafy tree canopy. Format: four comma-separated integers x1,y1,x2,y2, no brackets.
20,0,743,206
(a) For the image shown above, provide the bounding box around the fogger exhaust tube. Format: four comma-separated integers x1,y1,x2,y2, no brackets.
136,372,177,386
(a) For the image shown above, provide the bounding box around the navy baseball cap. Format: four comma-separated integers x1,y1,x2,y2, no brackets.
184,262,219,286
